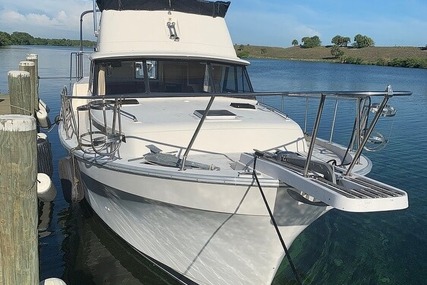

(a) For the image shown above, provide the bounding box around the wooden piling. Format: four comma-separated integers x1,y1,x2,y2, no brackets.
0,115,38,285
8,71,32,116
26,54,39,111
0,95,11,115
19,61,37,113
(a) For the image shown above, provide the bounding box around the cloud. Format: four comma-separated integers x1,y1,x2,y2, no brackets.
0,0,93,39
0,9,68,37
1,10,26,22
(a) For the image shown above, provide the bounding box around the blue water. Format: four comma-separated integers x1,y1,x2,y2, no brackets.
1,46,427,285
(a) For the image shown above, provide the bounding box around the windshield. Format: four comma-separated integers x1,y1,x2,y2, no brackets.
92,59,253,96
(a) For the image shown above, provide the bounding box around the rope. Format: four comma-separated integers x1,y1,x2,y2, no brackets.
133,247,192,285
9,104,33,115
252,155,303,285
38,76,79,79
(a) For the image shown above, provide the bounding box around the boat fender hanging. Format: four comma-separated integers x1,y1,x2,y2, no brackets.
37,133,53,177
39,99,50,113
37,99,52,129
37,173,57,202
59,156,85,203
39,278,67,285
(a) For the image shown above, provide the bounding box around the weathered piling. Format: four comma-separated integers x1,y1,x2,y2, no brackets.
8,71,32,115
19,61,37,113
0,94,10,115
0,115,38,285
26,54,39,112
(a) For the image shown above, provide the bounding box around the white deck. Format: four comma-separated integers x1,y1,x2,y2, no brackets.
87,96,308,159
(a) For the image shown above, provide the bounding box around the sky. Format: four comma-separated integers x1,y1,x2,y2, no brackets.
0,0,426,47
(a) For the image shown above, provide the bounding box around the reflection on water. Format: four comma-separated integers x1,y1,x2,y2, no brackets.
58,201,185,285
281,207,427,285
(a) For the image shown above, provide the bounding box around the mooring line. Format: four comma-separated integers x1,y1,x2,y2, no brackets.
252,154,303,285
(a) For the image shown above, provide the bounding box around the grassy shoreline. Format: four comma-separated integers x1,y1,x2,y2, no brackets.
235,45,427,68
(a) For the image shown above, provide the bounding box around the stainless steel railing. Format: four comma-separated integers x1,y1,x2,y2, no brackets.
60,86,411,173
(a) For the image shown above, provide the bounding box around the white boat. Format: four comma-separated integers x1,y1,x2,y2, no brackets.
58,1,411,284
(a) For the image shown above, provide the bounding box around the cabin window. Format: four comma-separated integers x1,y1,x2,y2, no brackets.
223,65,252,93
135,61,157,79
93,59,253,95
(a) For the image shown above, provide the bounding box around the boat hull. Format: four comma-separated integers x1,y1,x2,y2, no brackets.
76,159,330,285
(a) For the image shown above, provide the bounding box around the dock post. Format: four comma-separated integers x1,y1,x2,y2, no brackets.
26,54,39,111
0,115,38,285
8,71,32,116
19,61,37,114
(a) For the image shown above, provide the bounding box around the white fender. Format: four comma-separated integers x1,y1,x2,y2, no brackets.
36,99,51,129
39,278,67,285
37,173,56,202
37,132,47,140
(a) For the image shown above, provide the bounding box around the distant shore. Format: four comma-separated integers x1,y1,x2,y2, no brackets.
234,45,427,69
2,37,426,69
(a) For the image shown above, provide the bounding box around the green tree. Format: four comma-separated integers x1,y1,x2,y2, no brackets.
331,35,351,47
292,39,299,46
0,30,95,47
237,50,250,58
331,45,344,58
353,34,374,48
342,37,351,47
0,31,12,46
10,31,35,45
33,37,49,45
301,36,321,48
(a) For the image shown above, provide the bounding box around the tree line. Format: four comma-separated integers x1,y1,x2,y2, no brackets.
0,31,95,47
292,34,375,49
289,34,427,68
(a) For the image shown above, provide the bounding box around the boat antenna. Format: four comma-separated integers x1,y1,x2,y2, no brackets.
93,0,99,36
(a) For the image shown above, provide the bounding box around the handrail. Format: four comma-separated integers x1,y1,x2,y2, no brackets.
180,95,215,170
70,9,99,82
79,10,95,52
60,85,410,174
180,63,217,170
303,94,326,177
345,85,394,175
60,89,412,100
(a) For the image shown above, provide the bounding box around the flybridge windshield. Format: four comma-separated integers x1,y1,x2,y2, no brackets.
92,59,253,96
96,0,231,17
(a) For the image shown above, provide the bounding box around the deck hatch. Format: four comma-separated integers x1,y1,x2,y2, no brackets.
194,109,236,120
230,102,256,109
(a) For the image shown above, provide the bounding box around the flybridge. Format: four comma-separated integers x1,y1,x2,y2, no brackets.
95,0,231,17
90,3,242,63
